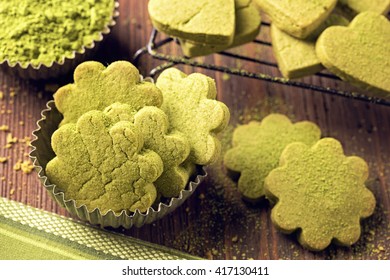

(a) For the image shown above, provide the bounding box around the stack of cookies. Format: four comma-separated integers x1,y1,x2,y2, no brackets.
257,0,390,96
33,60,230,227
148,0,261,57
148,0,390,97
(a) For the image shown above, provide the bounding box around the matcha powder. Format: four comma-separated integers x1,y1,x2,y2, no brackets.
0,0,115,67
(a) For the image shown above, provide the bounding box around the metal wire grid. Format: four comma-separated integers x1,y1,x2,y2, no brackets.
133,22,390,106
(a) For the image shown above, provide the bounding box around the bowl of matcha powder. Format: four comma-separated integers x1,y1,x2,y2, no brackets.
0,0,118,79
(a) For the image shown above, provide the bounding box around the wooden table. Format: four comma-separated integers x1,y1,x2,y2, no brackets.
1,0,389,260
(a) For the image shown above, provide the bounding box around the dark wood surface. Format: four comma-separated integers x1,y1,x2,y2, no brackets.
0,0,389,260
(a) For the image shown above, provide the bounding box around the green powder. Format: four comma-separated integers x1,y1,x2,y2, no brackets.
0,0,115,67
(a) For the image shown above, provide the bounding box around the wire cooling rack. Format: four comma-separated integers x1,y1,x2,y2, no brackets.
133,22,390,106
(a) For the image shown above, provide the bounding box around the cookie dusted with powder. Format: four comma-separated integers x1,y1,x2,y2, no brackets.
224,114,320,201
180,0,261,57
264,138,376,251
104,103,192,198
54,61,163,126
46,110,163,214
339,0,390,15
271,14,349,79
254,0,337,38
156,68,230,165
316,12,390,97
148,0,235,45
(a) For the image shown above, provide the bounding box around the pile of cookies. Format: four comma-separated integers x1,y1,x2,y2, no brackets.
224,114,376,251
148,0,261,57
259,0,390,96
44,60,230,215
148,0,390,96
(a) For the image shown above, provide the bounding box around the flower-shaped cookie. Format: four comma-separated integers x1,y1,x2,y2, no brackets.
224,114,321,201
316,12,390,96
156,68,230,165
104,103,191,198
54,60,163,126
46,110,163,214
264,138,376,251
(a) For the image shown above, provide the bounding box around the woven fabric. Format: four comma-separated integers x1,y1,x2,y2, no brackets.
0,197,200,260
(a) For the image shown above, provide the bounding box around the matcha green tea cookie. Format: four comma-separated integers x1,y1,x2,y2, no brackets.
46,110,163,214
264,138,376,251
104,103,192,198
224,114,320,201
148,0,235,45
156,68,230,165
316,12,390,96
272,14,349,79
339,0,390,15
180,0,261,57
254,0,337,38
54,61,162,126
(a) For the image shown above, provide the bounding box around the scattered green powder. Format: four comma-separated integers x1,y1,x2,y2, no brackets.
0,125,9,131
13,160,34,174
222,73,231,81
20,160,34,174
13,161,21,171
6,133,17,144
131,18,138,25
19,136,31,146
0,0,115,67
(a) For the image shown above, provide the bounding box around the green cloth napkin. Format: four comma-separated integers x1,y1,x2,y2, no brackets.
0,197,200,260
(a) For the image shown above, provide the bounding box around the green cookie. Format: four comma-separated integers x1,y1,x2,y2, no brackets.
316,12,390,97
339,0,390,15
254,0,337,38
272,14,349,79
265,138,376,251
54,61,163,126
180,0,261,57
148,0,235,45
156,68,230,165
104,103,192,198
224,114,321,201
46,110,163,214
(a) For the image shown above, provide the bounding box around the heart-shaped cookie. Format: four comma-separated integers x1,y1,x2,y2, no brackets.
180,0,261,57
339,0,390,15
254,0,337,38
148,0,235,45
316,12,390,97
272,14,349,79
